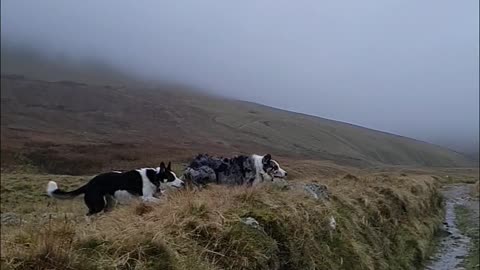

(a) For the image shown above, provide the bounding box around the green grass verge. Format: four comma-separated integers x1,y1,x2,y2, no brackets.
455,205,480,270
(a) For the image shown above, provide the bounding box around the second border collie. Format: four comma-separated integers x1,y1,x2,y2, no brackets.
46,162,184,215
183,153,287,186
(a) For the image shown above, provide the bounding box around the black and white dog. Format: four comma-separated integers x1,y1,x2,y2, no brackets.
183,153,287,186
46,162,184,215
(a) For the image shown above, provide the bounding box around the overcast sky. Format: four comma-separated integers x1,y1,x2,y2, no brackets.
2,0,479,152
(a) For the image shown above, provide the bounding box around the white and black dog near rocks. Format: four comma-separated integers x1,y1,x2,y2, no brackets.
46,162,184,216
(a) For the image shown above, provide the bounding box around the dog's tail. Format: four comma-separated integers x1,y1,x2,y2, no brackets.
47,181,88,199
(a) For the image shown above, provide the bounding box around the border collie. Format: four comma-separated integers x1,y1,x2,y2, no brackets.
46,162,184,215
183,153,287,186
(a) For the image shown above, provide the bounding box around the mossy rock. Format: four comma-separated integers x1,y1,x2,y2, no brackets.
240,209,294,268
141,240,178,270
77,237,177,270
217,221,279,270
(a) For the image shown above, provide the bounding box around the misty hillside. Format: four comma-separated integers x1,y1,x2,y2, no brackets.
0,43,143,87
1,74,473,173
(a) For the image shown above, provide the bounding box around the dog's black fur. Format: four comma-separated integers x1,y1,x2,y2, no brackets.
47,162,183,215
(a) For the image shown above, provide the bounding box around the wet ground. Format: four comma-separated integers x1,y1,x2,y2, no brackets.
425,184,479,270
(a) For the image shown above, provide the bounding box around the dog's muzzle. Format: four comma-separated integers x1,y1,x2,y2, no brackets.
168,178,185,189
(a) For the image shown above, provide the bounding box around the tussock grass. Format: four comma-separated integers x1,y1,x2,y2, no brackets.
1,172,443,270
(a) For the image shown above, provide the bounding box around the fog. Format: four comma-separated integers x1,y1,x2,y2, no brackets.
1,0,478,153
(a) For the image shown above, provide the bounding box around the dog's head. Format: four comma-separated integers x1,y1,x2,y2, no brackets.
157,162,184,188
261,154,287,180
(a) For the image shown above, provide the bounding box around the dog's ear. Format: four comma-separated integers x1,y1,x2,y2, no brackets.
160,162,166,172
167,162,172,170
262,154,272,164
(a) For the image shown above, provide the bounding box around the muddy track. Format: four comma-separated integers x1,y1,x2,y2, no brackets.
425,184,479,270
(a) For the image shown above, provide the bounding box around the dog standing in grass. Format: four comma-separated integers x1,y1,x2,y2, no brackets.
46,162,184,215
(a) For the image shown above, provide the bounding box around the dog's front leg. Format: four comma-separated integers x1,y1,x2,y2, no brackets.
142,196,160,204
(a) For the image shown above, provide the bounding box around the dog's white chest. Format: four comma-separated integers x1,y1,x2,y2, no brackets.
252,155,266,184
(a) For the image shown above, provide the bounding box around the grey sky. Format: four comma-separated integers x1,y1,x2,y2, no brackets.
2,0,479,152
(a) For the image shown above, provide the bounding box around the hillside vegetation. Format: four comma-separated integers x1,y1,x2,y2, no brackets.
1,163,445,270
1,75,473,175
1,73,478,269
1,44,479,270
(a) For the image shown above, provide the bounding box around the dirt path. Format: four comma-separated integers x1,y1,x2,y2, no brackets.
425,184,479,270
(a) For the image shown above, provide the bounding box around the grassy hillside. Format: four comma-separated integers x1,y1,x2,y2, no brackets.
1,162,446,270
1,74,473,175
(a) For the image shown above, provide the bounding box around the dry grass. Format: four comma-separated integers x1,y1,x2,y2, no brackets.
1,169,444,270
